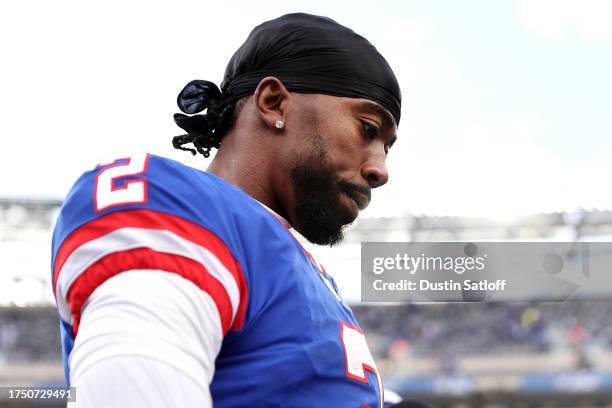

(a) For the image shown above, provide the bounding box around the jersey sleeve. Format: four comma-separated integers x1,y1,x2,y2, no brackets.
51,153,249,342
68,269,218,408
68,354,211,408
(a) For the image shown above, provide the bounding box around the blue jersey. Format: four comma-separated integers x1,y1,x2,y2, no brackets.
51,153,383,407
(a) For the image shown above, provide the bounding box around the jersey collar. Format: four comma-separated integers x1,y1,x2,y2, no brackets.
255,200,292,229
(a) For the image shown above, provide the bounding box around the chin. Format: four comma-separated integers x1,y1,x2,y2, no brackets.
303,227,346,247
295,207,354,247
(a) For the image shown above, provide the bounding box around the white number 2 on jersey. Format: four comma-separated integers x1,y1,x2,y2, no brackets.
341,321,384,407
94,153,149,212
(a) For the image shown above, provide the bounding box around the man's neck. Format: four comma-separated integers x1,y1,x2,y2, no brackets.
207,144,289,222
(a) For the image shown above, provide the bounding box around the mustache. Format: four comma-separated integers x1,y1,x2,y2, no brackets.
337,181,372,203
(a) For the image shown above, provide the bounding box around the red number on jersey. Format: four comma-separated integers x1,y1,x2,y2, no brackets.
340,321,384,408
94,153,149,212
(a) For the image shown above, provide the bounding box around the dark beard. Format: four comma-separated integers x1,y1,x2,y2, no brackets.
290,158,360,246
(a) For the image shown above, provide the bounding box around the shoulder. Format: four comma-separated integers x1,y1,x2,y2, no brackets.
51,153,254,335
53,153,262,250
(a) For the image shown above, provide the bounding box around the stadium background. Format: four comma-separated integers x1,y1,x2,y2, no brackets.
2,0,612,406
1,199,612,407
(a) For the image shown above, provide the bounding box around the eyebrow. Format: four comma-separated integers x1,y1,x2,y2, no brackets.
355,101,398,145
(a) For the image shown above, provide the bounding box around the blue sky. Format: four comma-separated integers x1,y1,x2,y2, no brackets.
1,0,610,217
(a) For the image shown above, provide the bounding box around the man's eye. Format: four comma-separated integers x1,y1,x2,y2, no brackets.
362,122,380,140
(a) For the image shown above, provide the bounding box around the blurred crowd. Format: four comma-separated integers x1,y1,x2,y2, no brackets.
2,303,612,368
353,302,612,368
0,307,60,363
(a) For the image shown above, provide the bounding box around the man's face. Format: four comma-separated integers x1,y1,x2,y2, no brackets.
286,94,397,246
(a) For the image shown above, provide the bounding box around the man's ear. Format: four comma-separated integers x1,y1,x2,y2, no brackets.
253,76,290,130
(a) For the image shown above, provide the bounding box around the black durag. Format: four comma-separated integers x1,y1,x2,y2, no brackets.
174,13,401,144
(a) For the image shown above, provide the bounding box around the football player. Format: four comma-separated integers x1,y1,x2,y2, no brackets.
53,13,400,407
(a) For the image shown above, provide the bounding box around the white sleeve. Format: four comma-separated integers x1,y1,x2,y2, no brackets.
67,269,224,408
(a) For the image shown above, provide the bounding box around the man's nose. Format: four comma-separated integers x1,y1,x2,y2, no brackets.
361,146,389,189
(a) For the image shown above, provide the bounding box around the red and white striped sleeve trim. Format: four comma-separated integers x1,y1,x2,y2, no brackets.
53,209,248,336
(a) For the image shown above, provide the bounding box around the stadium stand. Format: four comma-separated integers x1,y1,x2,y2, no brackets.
2,198,612,407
